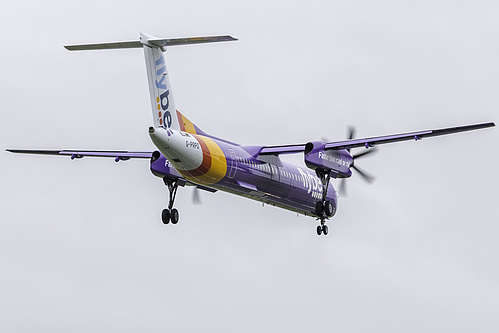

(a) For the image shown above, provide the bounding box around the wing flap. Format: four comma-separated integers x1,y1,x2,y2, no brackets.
259,144,306,155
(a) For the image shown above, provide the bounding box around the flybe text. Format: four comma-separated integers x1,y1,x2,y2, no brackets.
155,53,172,128
298,168,322,198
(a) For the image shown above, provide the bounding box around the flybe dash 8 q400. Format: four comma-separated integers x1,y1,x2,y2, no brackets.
7,33,495,236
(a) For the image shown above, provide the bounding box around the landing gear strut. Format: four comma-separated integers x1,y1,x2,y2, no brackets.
162,177,180,225
315,169,335,236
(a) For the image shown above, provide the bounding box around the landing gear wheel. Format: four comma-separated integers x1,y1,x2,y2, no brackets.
315,201,324,216
170,208,179,224
162,177,181,225
317,225,323,235
161,209,170,224
324,200,334,217
322,225,329,235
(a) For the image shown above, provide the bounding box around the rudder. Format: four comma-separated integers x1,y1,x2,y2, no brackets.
142,34,178,130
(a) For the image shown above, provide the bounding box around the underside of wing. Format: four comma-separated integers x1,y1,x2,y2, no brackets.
258,144,306,155
7,148,218,194
324,122,495,150
6,149,153,161
258,122,495,155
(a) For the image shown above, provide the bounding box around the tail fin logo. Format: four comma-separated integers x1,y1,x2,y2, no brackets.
154,54,172,128
155,55,167,89
156,91,171,128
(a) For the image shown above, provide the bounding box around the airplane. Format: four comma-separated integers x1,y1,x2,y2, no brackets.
7,33,495,236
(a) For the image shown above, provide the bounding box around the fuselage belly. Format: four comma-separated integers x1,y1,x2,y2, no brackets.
149,128,337,217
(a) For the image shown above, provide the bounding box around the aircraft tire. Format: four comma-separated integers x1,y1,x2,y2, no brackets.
171,208,179,224
315,201,324,216
322,225,328,235
324,201,334,217
317,225,322,235
162,209,170,224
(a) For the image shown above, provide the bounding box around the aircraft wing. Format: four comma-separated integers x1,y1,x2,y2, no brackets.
7,148,218,194
259,122,495,155
6,149,153,161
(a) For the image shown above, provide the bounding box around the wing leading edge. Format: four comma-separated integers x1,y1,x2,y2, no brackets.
259,122,495,155
7,122,495,158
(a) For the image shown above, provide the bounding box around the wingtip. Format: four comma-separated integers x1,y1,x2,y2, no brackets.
479,122,495,129
218,35,238,42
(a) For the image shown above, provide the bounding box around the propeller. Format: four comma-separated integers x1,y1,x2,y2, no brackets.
351,148,378,184
340,127,378,196
347,126,356,142
192,186,202,205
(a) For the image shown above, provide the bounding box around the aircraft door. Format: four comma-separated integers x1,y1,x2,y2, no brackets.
228,148,237,178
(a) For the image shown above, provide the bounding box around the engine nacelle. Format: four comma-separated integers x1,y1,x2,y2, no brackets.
304,141,353,178
150,151,183,180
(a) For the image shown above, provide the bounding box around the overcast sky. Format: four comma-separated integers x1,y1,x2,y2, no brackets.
1,0,498,332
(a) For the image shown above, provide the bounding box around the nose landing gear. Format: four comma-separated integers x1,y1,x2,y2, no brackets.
162,177,180,225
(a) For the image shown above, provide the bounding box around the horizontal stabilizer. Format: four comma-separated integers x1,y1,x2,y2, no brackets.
65,35,238,51
65,41,143,51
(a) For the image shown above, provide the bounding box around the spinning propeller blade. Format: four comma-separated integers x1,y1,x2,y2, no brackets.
192,187,202,205
347,126,356,152
348,127,355,139
352,147,378,159
339,178,348,197
340,128,378,196
351,165,376,184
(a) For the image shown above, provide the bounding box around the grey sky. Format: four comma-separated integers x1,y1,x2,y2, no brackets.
1,0,498,332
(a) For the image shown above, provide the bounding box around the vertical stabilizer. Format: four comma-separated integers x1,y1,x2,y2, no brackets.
141,33,178,130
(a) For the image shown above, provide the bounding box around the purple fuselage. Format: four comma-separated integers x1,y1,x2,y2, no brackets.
150,135,338,218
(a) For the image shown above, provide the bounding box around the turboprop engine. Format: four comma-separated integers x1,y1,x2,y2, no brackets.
304,141,353,179
150,150,185,180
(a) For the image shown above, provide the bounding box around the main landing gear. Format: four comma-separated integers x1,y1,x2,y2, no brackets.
162,177,180,225
315,169,335,236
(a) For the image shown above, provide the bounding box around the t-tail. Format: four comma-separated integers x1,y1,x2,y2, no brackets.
65,33,237,130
